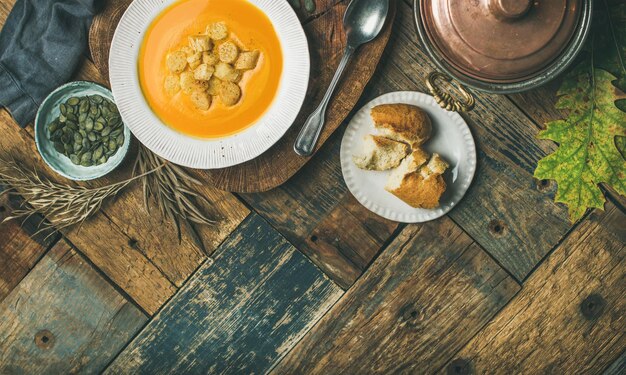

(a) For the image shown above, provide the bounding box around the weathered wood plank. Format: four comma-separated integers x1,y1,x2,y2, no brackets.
272,217,520,373
72,58,251,284
359,0,572,281
0,53,249,314
603,351,626,375
0,240,147,374
106,214,343,374
241,131,399,289
0,110,178,315
447,204,625,374
0,186,59,303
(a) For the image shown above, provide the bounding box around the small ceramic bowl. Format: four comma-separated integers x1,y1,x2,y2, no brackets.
34,81,131,181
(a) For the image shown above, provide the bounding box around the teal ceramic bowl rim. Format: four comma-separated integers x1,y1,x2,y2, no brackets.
34,81,131,181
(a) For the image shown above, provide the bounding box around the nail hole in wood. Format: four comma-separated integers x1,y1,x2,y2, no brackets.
488,220,506,236
447,358,471,375
310,235,318,243
580,293,605,320
399,303,422,327
128,238,139,248
35,330,55,350
535,178,551,192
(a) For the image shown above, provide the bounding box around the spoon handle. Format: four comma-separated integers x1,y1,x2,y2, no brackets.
294,45,356,157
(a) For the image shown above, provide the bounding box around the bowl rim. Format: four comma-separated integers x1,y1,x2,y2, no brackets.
109,0,311,169
34,80,131,181
412,0,593,94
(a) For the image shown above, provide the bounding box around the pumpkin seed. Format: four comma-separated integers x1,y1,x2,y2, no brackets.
53,142,64,153
48,122,58,133
47,94,123,165
93,146,104,160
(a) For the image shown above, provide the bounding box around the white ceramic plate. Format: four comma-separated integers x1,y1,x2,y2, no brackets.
340,91,477,223
109,0,309,169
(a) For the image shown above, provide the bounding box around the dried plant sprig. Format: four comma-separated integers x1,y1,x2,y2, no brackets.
133,145,216,254
0,155,162,234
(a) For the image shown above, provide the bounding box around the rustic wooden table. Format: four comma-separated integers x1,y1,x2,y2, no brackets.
1,1,624,374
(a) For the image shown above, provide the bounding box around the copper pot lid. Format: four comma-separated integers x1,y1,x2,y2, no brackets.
420,0,582,82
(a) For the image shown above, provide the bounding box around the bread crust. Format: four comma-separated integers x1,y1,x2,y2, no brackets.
371,104,432,146
387,173,446,209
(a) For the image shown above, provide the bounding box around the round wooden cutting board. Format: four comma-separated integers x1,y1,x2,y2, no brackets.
89,0,396,192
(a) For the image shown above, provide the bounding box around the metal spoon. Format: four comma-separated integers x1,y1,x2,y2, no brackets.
294,0,390,156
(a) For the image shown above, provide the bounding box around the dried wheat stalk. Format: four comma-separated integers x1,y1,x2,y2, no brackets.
133,145,216,253
0,155,159,234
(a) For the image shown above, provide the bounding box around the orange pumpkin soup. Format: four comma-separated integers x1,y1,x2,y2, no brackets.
138,0,283,138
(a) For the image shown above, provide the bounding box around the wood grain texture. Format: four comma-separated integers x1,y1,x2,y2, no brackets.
0,50,249,315
242,131,399,289
603,351,626,375
272,217,520,373
0,186,58,303
0,240,147,374
361,0,572,281
447,204,626,374
72,58,251,284
106,214,343,374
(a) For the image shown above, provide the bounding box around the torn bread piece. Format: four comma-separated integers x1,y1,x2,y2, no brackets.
371,104,432,146
385,152,449,209
353,135,410,171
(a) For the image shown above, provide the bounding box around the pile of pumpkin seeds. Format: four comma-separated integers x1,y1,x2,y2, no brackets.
47,95,125,167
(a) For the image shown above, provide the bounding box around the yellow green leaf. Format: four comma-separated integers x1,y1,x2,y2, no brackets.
534,67,626,222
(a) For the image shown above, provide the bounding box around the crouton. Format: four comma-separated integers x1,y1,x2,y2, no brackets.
164,75,180,96
207,22,228,40
218,41,239,64
202,51,219,65
190,90,212,110
207,77,222,96
235,50,260,70
220,82,241,106
187,52,202,69
180,71,197,95
180,46,193,57
194,64,215,81
166,51,187,73
189,35,212,52
214,62,241,82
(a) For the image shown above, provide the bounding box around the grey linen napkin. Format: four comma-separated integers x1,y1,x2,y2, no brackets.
0,0,100,127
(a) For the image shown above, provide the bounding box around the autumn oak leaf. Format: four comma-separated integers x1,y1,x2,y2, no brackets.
534,66,626,222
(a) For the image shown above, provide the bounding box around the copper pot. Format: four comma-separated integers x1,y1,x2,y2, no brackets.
413,0,593,111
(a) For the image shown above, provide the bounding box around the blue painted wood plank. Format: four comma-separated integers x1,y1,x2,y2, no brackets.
106,214,343,374
0,240,147,374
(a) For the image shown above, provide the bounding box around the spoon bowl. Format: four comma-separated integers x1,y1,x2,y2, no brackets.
345,0,390,45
